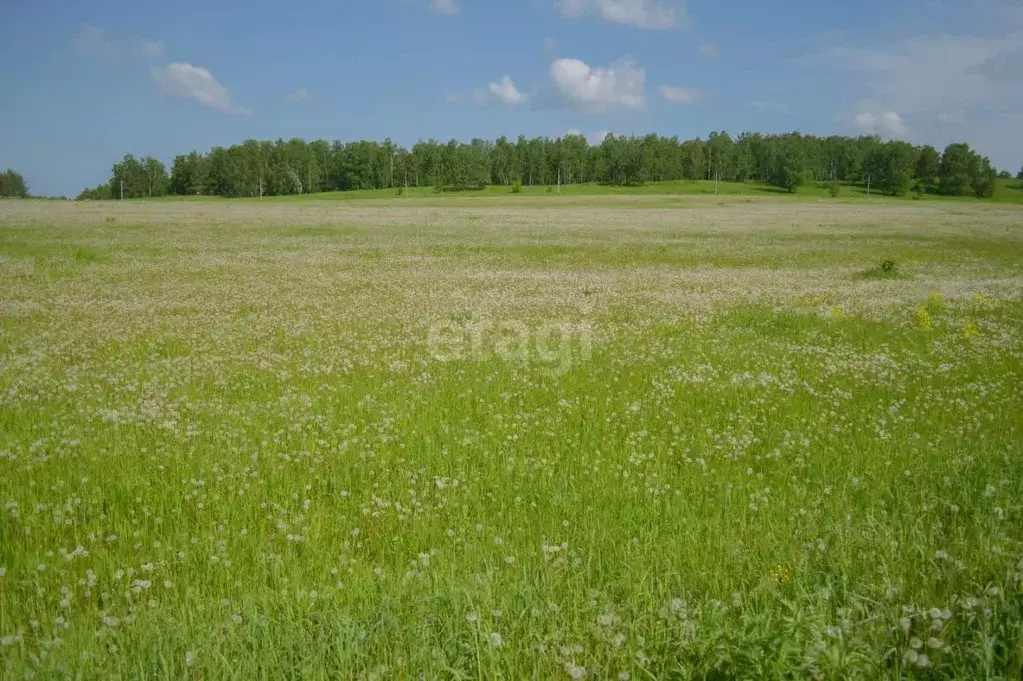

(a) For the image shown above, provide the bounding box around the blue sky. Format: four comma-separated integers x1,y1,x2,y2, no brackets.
1,0,1021,196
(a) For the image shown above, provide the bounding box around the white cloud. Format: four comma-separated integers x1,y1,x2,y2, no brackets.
556,0,687,30
150,63,250,115
698,42,720,58
488,76,529,106
142,40,165,58
444,91,461,104
748,100,789,114
72,25,118,60
431,0,460,15
285,88,311,102
659,85,703,103
817,6,1023,168
823,20,1023,168
566,128,583,136
827,32,1023,118
550,57,646,112
852,110,908,138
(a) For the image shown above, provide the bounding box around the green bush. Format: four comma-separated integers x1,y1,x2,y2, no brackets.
855,259,908,281
510,180,522,194
828,181,840,198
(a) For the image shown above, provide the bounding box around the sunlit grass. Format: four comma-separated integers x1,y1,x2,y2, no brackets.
1,198,1022,678
132,177,1023,204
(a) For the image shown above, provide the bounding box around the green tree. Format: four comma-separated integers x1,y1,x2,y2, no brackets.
705,131,734,182
0,169,29,197
680,139,705,181
938,143,978,196
770,141,803,192
110,154,146,198
914,145,940,190
971,157,997,198
141,157,169,198
85,130,1010,200
866,141,915,196
170,152,208,195
76,184,112,200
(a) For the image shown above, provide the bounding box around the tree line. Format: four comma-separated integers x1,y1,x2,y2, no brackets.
76,133,1022,200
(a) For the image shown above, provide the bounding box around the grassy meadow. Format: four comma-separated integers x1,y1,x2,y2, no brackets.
148,177,1023,205
1,196,1022,679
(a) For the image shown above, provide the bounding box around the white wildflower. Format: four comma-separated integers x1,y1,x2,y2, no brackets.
564,662,587,679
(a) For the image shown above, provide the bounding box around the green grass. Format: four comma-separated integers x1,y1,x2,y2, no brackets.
137,177,1023,204
1,198,1022,679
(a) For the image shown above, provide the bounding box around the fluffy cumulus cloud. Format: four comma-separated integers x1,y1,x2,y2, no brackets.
150,63,250,115
659,85,703,103
488,76,528,106
431,0,460,15
852,110,908,138
550,57,646,111
556,0,687,30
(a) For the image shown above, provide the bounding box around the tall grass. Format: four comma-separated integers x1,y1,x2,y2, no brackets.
1,199,1022,678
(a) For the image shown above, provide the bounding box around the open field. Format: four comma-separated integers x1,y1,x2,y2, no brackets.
133,176,1023,205
1,196,1022,679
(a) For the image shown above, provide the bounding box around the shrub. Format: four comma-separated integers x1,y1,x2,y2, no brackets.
854,259,908,281
510,181,522,194
828,181,840,198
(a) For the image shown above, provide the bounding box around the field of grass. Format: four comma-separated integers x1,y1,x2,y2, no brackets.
1,196,1022,679
142,177,1023,205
